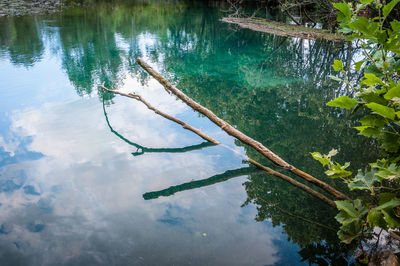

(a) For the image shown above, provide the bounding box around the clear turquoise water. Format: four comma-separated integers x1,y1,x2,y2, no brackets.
0,1,377,265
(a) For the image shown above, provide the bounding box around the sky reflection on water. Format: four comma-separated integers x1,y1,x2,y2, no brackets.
0,1,374,264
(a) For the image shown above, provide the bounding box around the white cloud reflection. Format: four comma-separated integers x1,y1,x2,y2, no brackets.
0,83,285,265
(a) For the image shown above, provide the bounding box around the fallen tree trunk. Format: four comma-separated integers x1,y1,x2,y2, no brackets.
136,58,350,201
101,84,336,207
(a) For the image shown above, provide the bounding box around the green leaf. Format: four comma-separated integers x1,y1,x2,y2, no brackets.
367,208,387,229
335,199,368,222
391,20,400,32
375,164,400,181
383,0,400,18
379,193,396,205
360,115,386,128
333,2,352,23
384,85,400,100
337,222,363,244
311,152,330,167
327,96,357,110
365,63,384,77
355,60,366,71
365,102,396,120
360,0,373,3
362,73,384,86
357,88,388,105
348,17,378,37
348,170,379,192
376,198,400,210
332,59,344,71
354,126,380,138
382,209,400,228
325,169,352,178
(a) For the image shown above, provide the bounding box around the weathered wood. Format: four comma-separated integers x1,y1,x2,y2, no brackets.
248,159,336,207
136,58,350,201
101,83,336,207
101,83,219,145
221,17,346,42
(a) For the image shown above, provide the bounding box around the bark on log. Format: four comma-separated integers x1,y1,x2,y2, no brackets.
101,83,336,207
136,58,350,201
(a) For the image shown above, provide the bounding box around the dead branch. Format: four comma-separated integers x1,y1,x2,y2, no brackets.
101,83,336,207
136,58,350,201
101,83,219,145
390,231,400,242
248,159,335,207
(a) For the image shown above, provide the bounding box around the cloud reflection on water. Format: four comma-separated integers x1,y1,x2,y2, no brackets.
0,75,284,265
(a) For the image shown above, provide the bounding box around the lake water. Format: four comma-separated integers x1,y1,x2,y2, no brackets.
0,1,377,265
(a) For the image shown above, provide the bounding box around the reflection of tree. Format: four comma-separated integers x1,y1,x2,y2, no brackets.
57,7,124,96
134,10,371,264
0,17,43,67
0,1,378,264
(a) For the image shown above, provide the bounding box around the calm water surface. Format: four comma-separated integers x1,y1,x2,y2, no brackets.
0,1,376,265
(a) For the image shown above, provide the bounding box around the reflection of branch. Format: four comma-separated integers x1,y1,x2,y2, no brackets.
136,58,349,201
102,97,215,156
101,73,337,207
143,166,260,200
101,83,219,144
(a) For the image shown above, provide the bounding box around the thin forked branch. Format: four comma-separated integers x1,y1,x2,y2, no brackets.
101,83,219,145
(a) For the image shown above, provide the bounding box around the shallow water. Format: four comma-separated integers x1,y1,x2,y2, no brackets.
0,1,376,265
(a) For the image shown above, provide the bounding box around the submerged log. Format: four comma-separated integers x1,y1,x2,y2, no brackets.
136,58,350,201
221,17,346,42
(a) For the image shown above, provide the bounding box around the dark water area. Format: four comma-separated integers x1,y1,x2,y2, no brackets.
0,1,377,265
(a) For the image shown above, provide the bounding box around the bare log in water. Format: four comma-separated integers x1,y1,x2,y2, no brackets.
136,58,350,201
101,83,336,207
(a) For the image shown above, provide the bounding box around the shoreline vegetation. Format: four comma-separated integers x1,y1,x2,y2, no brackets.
0,0,68,17
221,17,347,42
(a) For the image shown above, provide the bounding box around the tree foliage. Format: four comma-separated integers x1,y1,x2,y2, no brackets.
313,0,400,255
